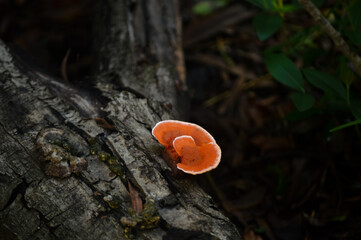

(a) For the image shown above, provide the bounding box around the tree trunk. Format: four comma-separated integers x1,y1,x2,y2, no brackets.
0,1,240,240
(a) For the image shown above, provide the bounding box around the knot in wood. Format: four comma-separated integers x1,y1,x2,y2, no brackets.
36,127,89,178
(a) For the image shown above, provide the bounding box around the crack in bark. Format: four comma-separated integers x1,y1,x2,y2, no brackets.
0,122,32,158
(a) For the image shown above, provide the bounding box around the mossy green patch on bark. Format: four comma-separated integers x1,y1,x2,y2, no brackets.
120,198,161,239
89,136,125,177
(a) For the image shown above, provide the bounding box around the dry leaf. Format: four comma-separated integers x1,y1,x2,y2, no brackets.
128,180,143,213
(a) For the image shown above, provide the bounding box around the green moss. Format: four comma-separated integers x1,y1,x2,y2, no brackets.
138,199,160,229
108,157,124,177
89,136,103,155
98,151,111,161
107,157,117,165
121,198,160,233
124,227,135,239
109,164,124,176
103,195,122,209
89,137,124,176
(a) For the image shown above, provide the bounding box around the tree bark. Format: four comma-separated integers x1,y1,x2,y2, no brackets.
0,1,240,240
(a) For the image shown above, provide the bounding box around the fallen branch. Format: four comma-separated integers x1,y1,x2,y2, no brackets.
298,0,361,76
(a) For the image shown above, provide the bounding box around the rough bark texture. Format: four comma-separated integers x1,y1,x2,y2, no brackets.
0,1,240,240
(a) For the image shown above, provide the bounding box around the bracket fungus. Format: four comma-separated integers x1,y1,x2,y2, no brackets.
152,120,221,175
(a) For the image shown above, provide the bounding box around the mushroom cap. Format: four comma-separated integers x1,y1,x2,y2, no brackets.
152,120,216,148
152,120,221,175
173,135,221,175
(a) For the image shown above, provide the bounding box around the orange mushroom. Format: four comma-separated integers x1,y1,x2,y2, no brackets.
152,120,221,175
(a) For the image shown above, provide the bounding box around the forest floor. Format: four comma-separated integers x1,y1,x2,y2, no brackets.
183,1,361,240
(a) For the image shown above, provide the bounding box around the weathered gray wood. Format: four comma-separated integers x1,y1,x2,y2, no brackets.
0,1,240,239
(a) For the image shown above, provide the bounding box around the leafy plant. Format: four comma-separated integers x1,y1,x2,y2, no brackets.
250,0,361,132
253,13,283,40
265,53,305,92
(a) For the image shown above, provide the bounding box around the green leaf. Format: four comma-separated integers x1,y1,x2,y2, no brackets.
265,54,305,92
193,0,228,15
272,4,299,13
303,68,347,99
290,92,315,111
247,0,274,10
285,108,320,121
348,0,361,29
329,119,361,132
253,13,283,41
192,2,213,15
345,29,361,46
214,0,227,7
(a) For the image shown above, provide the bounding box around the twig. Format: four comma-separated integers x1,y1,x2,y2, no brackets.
61,49,71,82
298,0,361,76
